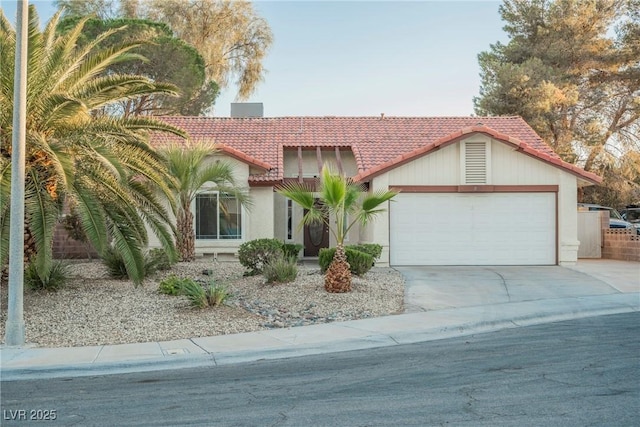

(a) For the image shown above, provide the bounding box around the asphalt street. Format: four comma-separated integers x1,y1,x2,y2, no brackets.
2,312,638,426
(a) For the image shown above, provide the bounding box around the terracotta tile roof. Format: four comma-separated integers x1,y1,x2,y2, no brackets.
153,116,601,185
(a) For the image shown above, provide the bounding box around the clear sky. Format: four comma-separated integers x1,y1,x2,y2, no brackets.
1,0,508,117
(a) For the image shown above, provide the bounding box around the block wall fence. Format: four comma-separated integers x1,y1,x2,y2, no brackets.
602,229,640,262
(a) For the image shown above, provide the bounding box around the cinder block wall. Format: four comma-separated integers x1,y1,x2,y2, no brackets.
602,229,640,262
52,223,99,259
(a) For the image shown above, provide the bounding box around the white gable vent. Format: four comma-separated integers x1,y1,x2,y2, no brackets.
464,141,487,184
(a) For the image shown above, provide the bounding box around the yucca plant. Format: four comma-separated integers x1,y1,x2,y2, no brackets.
205,281,230,307
0,7,186,285
277,164,397,293
180,279,208,308
179,279,230,308
263,255,298,284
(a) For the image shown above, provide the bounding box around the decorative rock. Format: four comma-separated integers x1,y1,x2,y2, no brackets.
0,259,403,348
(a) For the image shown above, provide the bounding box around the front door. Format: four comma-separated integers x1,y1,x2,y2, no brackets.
303,202,330,257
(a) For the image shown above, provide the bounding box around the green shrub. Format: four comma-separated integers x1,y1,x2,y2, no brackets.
238,238,284,275
102,247,129,280
180,279,207,308
349,243,382,262
204,281,231,307
146,248,175,274
281,243,303,260
158,275,191,296
263,255,298,284
345,249,375,276
318,247,374,276
25,260,70,291
318,248,334,272
179,278,230,308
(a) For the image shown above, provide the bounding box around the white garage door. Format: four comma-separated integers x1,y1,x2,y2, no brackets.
390,193,556,265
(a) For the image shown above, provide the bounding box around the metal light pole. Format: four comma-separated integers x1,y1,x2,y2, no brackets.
5,0,29,346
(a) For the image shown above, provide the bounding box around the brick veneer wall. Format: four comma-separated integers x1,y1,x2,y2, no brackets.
602,229,640,262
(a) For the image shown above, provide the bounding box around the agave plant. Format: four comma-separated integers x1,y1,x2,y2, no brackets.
0,7,186,284
277,164,397,293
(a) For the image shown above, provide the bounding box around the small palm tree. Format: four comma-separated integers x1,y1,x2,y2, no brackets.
159,140,251,262
277,165,397,293
0,7,185,285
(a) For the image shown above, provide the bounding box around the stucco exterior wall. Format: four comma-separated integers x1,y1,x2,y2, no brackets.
367,173,392,266
490,139,561,185
274,192,287,241
385,142,460,185
365,135,581,266
556,172,580,265
247,186,275,241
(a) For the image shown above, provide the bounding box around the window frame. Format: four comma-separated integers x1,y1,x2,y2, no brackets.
285,197,294,241
195,191,243,240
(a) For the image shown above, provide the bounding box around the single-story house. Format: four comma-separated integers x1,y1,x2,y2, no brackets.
151,112,601,267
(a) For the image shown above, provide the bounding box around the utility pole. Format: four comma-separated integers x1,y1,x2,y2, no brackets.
5,0,29,346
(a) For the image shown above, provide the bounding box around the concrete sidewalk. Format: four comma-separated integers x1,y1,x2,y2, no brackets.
1,260,638,380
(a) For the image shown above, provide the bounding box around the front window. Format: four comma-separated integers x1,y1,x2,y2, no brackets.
286,198,293,240
196,193,242,239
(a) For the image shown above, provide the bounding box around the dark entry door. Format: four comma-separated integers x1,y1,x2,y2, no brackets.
303,202,330,257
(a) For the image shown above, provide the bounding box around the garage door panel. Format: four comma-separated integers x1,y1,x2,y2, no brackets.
390,193,555,265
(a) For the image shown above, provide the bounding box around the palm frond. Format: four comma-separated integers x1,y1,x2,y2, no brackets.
72,180,109,255
128,179,177,251
319,165,347,207
107,214,145,285
24,169,61,280
278,164,398,247
194,162,237,190
0,158,11,265
361,190,399,213
276,181,316,211
73,76,180,110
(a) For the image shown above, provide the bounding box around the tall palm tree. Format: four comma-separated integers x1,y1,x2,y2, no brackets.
277,164,397,293
159,140,251,262
0,7,186,284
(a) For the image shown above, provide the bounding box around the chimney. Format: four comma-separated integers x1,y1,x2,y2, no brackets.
231,102,264,118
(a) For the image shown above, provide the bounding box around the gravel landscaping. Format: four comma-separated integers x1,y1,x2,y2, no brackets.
0,259,405,348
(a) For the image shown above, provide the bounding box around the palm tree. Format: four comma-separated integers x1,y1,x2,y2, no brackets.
0,7,186,284
277,164,397,293
159,140,251,262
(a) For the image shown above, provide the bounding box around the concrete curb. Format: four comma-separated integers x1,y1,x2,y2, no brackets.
2,292,638,381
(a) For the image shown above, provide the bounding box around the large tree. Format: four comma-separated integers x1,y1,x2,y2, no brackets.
56,0,273,102
159,141,250,262
277,165,397,293
474,0,640,203
0,7,185,284
57,17,219,116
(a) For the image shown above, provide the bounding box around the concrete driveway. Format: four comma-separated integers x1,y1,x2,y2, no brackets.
397,259,640,313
